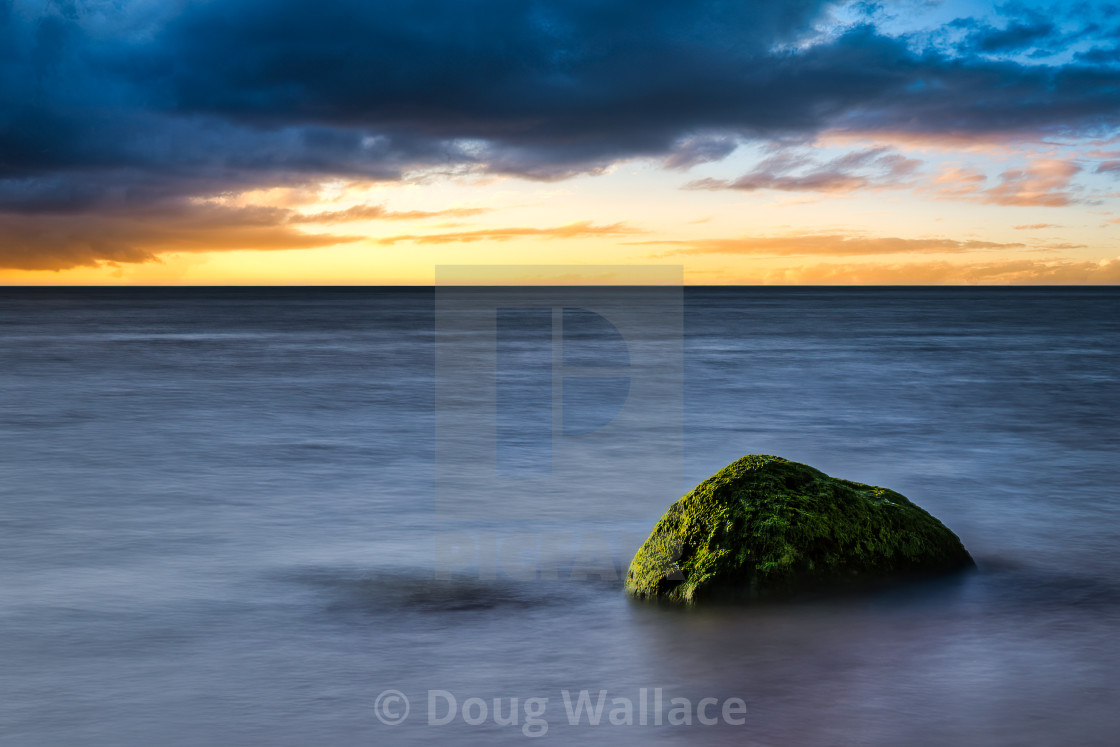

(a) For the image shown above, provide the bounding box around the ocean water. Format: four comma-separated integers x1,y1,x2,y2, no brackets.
1,287,1118,746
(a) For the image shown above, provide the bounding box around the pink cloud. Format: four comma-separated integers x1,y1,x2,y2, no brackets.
984,159,1081,207
376,221,642,245
927,159,1082,207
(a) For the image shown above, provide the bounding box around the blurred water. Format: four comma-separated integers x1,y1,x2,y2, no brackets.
1,287,1118,746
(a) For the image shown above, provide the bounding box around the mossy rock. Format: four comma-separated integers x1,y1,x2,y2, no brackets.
626,455,974,603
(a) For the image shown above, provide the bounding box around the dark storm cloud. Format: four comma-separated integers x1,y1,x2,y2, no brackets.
2,0,833,193
2,0,1120,269
973,20,1057,52
1075,45,1120,64
134,2,1120,145
948,12,1061,55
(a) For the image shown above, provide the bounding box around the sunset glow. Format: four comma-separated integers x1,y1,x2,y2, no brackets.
2,1,1118,285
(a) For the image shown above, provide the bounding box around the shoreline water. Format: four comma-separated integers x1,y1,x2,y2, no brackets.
1,287,1117,745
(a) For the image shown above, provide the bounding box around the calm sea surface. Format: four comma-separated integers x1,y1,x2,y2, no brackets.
1,287,1118,746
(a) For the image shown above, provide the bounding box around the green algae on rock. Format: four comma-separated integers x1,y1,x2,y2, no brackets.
626,455,974,603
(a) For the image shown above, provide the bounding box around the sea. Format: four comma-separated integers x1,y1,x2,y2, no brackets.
1,286,1118,746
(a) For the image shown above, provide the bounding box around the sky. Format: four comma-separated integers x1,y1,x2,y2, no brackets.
1,0,1119,285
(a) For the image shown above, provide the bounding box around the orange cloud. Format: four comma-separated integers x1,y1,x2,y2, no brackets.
1014,223,1058,229
0,198,498,271
732,258,1120,285
638,234,1024,257
376,221,642,245
0,204,360,271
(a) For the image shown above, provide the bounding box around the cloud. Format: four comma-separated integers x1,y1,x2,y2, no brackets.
5,1,1120,192
972,21,1058,54
983,159,1082,207
0,197,495,270
927,159,1083,206
663,135,740,170
3,1,1120,265
0,202,360,271
743,258,1120,285
685,146,920,193
288,205,489,224
950,13,1062,56
927,166,989,200
639,234,1024,257
1014,223,1058,229
377,221,641,245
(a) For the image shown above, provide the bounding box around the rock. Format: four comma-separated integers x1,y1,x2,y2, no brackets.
626,455,974,603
